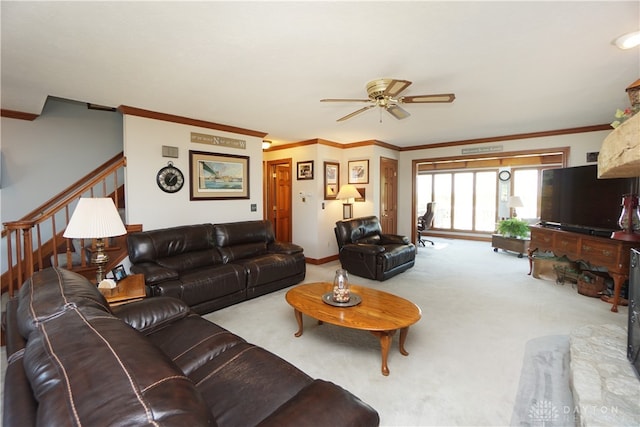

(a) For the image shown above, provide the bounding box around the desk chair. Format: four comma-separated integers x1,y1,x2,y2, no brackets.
417,202,436,246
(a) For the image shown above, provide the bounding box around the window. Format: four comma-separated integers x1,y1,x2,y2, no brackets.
414,149,566,235
512,169,539,219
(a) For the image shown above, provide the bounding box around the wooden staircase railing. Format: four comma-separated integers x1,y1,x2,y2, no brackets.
1,153,138,297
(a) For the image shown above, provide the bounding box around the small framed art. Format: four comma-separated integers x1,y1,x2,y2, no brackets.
112,265,127,282
297,161,314,180
348,160,369,184
324,161,340,200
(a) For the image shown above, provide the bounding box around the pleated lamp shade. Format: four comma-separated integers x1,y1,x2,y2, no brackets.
64,198,126,239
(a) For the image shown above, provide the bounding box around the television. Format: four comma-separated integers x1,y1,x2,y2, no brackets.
540,164,637,236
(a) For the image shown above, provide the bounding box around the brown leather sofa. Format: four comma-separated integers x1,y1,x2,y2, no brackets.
127,220,306,314
3,267,380,427
334,216,416,281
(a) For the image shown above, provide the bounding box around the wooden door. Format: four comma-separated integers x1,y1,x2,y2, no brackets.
380,157,398,234
266,159,292,242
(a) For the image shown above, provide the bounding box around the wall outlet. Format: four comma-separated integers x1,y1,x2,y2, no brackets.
250,204,257,212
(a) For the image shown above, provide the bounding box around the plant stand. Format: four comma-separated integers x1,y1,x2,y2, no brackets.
491,234,530,258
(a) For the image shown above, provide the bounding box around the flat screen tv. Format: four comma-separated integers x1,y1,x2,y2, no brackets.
540,164,637,236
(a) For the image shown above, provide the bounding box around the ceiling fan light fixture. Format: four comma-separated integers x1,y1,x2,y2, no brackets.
613,30,640,49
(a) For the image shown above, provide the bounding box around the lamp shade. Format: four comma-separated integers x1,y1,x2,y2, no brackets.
336,185,362,201
63,198,126,239
508,196,524,208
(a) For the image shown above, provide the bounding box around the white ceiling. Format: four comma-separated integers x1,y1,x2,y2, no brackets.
2,1,639,149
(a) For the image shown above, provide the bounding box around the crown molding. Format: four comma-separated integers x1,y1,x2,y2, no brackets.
1,109,39,121
118,105,267,138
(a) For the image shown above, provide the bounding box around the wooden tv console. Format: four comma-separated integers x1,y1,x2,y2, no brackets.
528,225,637,312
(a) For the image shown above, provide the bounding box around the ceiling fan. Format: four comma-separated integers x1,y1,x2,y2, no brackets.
321,78,455,122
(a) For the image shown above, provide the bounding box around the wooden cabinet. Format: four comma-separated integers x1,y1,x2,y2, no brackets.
528,225,636,312
491,235,530,258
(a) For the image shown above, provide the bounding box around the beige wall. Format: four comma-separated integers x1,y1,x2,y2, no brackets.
123,114,265,231
124,110,610,260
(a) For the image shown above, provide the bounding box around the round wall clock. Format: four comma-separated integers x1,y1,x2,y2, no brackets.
498,170,511,182
156,163,184,193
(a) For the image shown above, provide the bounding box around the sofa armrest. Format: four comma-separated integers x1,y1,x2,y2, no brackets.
257,379,379,427
380,234,410,245
130,262,179,284
111,297,191,335
267,242,304,255
341,243,385,255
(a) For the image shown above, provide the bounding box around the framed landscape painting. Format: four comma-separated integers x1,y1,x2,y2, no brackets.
189,150,250,200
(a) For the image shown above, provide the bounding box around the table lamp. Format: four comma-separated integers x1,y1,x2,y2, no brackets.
336,185,362,219
508,195,524,218
63,197,127,283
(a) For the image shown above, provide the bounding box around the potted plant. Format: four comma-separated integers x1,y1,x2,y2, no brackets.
497,218,530,239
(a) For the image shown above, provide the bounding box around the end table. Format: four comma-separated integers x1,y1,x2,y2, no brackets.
100,274,145,307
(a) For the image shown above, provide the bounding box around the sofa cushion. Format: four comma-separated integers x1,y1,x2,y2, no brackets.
146,314,246,377
213,220,274,247
23,305,215,426
190,342,313,427
111,296,191,335
156,248,222,272
179,264,246,307
257,380,380,427
217,242,267,263
128,224,215,263
355,235,381,245
16,267,109,340
235,253,303,288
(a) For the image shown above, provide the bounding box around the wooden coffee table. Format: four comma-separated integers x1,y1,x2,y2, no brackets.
285,282,421,376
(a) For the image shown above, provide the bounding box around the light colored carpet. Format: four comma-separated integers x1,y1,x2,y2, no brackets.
204,238,627,427
0,238,628,426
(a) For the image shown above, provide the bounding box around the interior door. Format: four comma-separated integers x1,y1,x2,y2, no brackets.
266,159,292,242
380,157,398,234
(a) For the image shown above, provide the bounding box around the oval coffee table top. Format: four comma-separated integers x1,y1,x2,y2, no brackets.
285,282,421,331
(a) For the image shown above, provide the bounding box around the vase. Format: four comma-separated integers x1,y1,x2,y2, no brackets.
332,269,350,303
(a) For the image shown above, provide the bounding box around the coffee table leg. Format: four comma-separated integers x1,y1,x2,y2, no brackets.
399,327,410,356
371,331,393,376
293,309,304,337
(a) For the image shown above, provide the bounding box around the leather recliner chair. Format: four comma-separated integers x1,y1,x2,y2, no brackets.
334,216,416,281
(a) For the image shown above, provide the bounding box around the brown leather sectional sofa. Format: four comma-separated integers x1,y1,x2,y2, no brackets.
3,267,380,426
127,220,306,314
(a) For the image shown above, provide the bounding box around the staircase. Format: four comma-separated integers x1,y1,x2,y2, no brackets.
1,153,141,297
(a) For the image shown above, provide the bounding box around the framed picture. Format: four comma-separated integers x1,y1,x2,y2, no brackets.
297,161,314,180
189,150,250,200
112,265,127,282
348,160,369,184
355,187,366,202
324,161,340,200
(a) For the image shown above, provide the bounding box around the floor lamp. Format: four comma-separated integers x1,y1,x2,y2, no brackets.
63,198,127,284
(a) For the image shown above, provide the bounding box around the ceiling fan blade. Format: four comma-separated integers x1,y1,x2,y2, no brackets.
387,104,411,120
383,79,412,98
336,105,376,122
321,98,371,103
401,93,456,103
